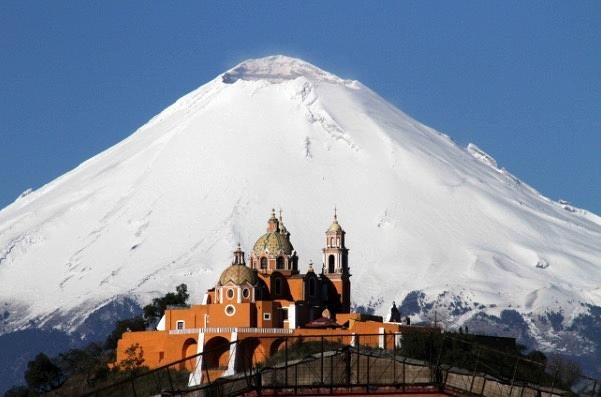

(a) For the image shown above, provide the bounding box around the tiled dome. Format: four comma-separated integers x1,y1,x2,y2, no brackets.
219,264,258,286
253,232,293,256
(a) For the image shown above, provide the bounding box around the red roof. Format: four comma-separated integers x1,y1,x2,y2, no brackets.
304,317,341,329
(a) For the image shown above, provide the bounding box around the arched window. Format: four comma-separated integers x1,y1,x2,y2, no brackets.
309,278,316,297
328,255,335,273
260,257,267,269
330,237,334,247
276,256,284,270
275,278,282,295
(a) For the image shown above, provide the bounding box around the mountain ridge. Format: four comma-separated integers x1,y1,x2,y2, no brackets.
1,56,600,378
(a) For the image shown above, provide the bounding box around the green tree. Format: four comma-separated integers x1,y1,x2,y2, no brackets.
24,353,64,393
56,342,110,384
119,343,145,374
143,283,189,326
104,316,146,350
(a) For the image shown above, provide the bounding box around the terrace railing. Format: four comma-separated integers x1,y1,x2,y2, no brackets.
72,333,599,397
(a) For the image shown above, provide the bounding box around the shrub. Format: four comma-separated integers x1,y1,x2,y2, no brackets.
24,353,64,393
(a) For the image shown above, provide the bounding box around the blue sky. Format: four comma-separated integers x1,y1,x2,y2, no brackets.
1,2,600,214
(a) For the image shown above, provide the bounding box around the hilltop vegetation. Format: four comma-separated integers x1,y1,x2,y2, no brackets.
3,285,188,397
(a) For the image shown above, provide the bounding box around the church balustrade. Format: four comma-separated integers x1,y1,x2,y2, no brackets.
169,327,295,335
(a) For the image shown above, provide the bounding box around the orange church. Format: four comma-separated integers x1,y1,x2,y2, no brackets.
116,209,425,384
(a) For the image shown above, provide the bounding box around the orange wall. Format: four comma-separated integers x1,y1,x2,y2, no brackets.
165,305,208,330
117,330,199,368
116,318,440,371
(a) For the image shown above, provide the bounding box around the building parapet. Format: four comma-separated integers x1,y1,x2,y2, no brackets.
169,327,295,335
166,304,192,310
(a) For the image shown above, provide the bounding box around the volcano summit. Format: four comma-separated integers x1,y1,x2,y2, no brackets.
1,55,600,378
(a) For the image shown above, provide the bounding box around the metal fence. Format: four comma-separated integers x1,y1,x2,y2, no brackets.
73,333,600,397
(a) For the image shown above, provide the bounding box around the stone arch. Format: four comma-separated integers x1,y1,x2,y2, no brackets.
203,336,230,370
181,338,198,371
260,257,268,269
270,338,286,357
236,337,265,372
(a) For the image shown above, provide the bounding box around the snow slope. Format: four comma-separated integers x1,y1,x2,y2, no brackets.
1,55,600,363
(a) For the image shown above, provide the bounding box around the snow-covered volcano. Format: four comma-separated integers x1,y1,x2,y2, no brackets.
1,55,600,370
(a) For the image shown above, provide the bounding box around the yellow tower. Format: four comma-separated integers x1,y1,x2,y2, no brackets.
322,208,351,312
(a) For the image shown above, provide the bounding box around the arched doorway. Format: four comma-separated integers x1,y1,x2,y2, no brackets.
235,337,265,372
181,338,198,371
203,336,230,370
269,338,286,357
328,255,335,273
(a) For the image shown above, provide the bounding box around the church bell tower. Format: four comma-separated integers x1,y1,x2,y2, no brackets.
322,208,348,274
322,208,350,312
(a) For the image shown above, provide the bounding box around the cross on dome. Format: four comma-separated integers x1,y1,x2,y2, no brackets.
327,206,343,233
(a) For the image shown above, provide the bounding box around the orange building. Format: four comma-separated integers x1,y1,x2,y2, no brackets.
116,210,430,384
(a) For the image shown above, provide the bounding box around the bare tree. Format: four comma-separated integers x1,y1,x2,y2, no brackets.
546,354,582,388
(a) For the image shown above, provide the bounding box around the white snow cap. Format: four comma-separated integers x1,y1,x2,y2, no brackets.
222,55,346,84
0,54,600,357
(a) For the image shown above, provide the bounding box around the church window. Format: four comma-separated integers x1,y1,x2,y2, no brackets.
330,237,334,247
328,255,335,273
276,256,284,269
260,257,268,269
263,312,271,321
225,305,236,316
309,278,316,297
176,320,185,330
275,278,282,295
242,288,250,299
226,288,235,300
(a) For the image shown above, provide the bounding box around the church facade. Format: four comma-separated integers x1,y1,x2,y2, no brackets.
116,210,426,383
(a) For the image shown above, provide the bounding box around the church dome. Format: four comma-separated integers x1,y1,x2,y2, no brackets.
218,264,258,286
327,220,343,232
253,232,293,256
326,208,344,233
